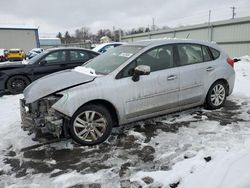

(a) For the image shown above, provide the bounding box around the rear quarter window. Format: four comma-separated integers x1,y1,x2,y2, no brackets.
89,52,99,58
209,47,220,59
202,46,213,62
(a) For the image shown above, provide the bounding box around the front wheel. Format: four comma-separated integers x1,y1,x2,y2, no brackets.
69,104,113,146
205,81,227,110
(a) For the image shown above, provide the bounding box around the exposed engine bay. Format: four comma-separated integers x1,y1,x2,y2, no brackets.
20,95,67,138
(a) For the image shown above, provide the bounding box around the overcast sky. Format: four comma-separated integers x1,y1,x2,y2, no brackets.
0,0,249,37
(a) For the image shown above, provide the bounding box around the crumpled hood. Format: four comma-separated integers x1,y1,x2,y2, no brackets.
24,69,96,103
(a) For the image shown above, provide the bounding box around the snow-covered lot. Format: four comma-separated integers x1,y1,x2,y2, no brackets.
0,57,250,188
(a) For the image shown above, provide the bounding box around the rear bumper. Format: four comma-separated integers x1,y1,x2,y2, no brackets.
8,57,23,61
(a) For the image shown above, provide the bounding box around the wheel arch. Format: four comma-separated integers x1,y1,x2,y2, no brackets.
204,78,229,105
5,74,31,89
80,99,119,126
209,78,229,96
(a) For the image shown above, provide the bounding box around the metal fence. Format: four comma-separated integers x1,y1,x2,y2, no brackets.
41,42,92,50
122,16,250,57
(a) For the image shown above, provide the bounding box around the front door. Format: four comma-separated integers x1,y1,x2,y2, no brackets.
115,44,180,119
32,50,67,80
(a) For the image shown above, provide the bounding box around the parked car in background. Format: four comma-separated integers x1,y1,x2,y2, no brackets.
20,39,235,146
7,49,26,61
27,48,44,59
0,47,99,94
92,42,126,53
0,49,8,62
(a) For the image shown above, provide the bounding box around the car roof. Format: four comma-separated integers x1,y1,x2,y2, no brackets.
46,47,100,54
9,48,21,51
126,38,219,49
92,42,126,52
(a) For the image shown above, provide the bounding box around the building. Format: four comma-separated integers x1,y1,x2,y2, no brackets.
39,38,62,49
0,26,39,53
122,16,250,57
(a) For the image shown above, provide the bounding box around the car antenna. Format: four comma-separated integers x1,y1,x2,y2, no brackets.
186,33,190,39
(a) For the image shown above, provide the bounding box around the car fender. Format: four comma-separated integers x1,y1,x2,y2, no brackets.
52,76,123,122
202,63,235,102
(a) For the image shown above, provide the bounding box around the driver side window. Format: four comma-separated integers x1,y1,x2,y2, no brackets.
118,45,174,78
42,51,66,64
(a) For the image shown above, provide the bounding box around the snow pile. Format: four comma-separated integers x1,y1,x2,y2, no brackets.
234,55,250,96
73,66,97,76
0,94,35,150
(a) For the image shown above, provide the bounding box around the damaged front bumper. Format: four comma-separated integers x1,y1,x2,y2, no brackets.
20,96,68,138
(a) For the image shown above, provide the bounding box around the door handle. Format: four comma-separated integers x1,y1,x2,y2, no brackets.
167,75,177,80
206,67,214,71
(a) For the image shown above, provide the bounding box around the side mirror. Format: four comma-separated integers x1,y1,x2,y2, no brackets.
39,60,47,65
132,65,151,82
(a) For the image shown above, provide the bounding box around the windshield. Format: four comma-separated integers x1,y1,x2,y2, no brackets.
27,51,49,64
84,45,144,75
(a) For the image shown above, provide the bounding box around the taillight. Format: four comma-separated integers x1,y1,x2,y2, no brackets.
227,57,234,68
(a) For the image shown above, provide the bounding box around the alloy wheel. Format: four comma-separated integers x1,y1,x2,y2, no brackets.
210,84,226,106
73,110,107,143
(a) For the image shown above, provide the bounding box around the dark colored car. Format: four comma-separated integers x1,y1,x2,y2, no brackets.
0,47,99,94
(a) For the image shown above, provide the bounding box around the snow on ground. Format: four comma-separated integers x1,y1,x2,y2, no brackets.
0,57,250,188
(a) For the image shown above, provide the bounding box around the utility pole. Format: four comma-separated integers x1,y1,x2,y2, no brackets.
208,10,211,41
208,10,211,24
113,26,115,41
231,6,236,19
152,18,155,31
119,29,121,42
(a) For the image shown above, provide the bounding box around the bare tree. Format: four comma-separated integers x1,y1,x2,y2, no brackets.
75,27,91,42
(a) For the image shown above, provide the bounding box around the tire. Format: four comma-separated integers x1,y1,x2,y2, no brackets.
205,81,227,110
6,75,30,94
69,104,113,146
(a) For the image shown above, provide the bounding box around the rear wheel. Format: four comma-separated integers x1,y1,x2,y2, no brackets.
6,75,30,94
69,104,113,146
205,81,227,110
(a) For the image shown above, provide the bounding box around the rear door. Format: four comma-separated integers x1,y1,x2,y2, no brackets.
68,50,92,68
177,43,214,107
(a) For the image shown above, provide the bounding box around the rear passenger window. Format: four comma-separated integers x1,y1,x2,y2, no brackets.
177,44,203,65
209,47,220,59
202,46,213,62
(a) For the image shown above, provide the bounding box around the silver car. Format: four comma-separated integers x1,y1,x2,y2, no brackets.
20,39,235,145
